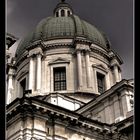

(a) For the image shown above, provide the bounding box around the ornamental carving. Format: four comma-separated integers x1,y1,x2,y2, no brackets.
76,44,91,51
48,57,70,65
28,47,43,57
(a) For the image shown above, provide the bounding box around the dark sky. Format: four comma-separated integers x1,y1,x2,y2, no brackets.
7,0,134,79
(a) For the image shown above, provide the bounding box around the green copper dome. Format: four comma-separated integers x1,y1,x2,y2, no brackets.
16,5,111,59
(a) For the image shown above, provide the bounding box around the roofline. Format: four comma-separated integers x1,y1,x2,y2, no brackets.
7,96,111,128
6,33,19,40
114,115,133,127
110,48,123,65
40,93,86,105
76,79,133,114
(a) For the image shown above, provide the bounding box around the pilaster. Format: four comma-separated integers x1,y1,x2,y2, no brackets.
110,58,121,84
114,65,119,83
76,44,91,91
28,47,43,93
76,50,83,89
36,53,42,92
7,63,16,104
85,51,92,88
105,72,110,90
28,56,34,90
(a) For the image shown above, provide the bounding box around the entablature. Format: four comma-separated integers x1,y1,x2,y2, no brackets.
6,96,113,136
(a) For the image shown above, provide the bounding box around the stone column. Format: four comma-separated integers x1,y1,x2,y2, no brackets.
114,65,119,83
105,72,110,90
65,9,68,17
28,56,33,90
58,10,61,17
7,75,13,104
36,53,42,91
85,51,91,88
118,70,122,81
92,67,98,93
77,50,83,88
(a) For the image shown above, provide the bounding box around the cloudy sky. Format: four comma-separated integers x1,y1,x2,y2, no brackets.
6,0,134,79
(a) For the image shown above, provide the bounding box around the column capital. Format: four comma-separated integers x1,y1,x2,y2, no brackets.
110,58,120,67
7,74,15,78
76,49,81,53
6,63,16,75
85,49,91,54
27,47,43,58
75,44,91,52
36,52,43,57
112,63,119,67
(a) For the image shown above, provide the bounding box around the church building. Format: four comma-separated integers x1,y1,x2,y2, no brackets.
6,1,134,140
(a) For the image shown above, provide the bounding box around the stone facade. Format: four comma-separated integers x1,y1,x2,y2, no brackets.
6,1,134,140
76,80,134,124
7,40,123,104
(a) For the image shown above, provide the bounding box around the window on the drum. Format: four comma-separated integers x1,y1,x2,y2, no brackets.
97,72,105,94
53,67,66,91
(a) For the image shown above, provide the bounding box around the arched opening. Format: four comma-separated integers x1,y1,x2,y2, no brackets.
20,78,26,96
61,9,65,17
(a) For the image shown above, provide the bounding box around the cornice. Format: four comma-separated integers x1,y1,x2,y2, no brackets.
90,54,110,67
26,40,42,50
6,97,113,135
15,59,29,76
16,70,28,81
15,39,111,67
74,37,92,46
108,49,123,65
15,51,28,67
43,43,74,51
90,46,109,60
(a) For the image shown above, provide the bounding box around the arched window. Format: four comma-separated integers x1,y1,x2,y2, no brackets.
67,10,70,16
61,9,65,17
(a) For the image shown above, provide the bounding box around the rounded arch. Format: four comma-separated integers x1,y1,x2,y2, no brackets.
61,9,65,17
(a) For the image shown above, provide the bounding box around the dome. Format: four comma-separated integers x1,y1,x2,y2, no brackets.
16,3,111,60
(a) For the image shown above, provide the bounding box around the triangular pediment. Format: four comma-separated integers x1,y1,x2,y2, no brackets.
96,64,106,70
92,64,108,73
48,57,70,65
